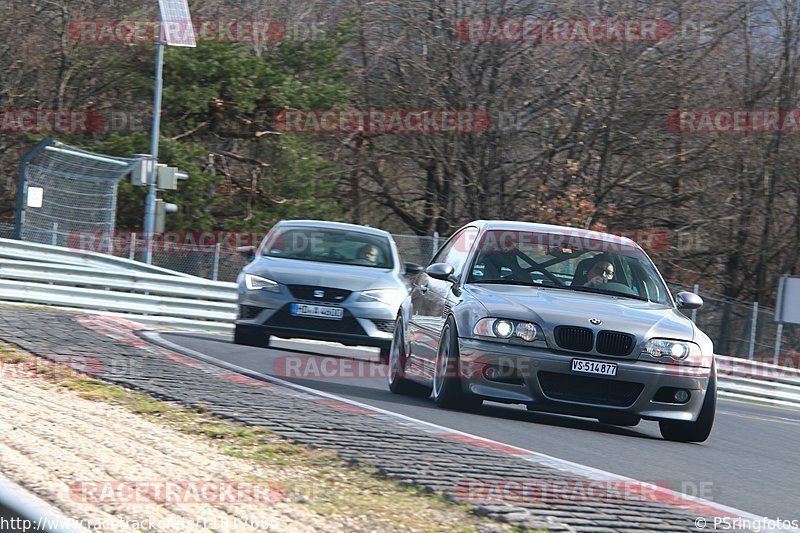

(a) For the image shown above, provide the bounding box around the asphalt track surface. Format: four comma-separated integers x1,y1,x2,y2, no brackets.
163,332,800,522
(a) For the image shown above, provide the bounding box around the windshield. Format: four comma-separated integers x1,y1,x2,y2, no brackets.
261,227,394,269
466,230,671,305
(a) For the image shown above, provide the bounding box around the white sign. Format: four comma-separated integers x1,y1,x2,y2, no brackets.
776,276,800,325
158,0,196,47
26,187,43,208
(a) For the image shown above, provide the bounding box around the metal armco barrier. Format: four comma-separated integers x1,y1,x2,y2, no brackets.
716,355,800,409
0,237,196,277
0,472,83,532
0,238,236,333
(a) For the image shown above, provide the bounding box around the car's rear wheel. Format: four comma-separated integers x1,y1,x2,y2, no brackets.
659,373,716,443
598,414,641,427
388,318,432,398
233,324,268,347
432,318,482,412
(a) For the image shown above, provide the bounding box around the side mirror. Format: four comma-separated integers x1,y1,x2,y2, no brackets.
237,245,256,258
426,262,457,283
675,291,703,310
404,262,424,276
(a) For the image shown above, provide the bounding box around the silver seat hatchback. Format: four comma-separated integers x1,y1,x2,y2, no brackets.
234,220,422,360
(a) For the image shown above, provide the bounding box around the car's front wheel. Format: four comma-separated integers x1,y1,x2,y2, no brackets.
388,318,432,398
432,317,482,412
659,373,716,443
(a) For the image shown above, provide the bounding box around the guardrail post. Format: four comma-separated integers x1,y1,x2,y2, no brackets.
50,222,58,246
748,301,758,360
691,283,700,323
211,243,221,281
129,232,136,261
774,323,783,365
432,231,439,258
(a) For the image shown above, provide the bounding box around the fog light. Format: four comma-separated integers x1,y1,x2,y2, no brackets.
674,390,690,403
482,364,523,384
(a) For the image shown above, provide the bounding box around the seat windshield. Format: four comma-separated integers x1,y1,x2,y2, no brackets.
261,227,394,269
466,230,671,304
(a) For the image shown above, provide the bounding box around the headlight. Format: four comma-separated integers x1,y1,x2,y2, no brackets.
244,273,280,292
642,339,708,367
357,289,402,305
473,318,541,342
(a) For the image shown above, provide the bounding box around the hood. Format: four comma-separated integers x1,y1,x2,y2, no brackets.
247,256,400,291
466,284,695,342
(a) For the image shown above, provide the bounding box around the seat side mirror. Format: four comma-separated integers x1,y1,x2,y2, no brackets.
676,291,703,310
404,262,424,276
237,245,256,259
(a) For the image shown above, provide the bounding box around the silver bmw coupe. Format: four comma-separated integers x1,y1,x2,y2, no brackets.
389,221,716,442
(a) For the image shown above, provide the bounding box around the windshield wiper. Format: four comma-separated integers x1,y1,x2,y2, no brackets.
567,285,650,302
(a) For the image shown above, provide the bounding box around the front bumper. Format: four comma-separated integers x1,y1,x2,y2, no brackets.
458,338,713,422
236,289,396,351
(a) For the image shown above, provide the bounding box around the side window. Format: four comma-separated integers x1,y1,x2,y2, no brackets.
444,227,478,277
431,234,457,265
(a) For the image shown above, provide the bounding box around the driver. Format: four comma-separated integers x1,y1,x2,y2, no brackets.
354,244,380,266
584,259,615,288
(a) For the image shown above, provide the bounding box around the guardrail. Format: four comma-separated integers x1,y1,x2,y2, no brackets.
716,355,800,409
0,237,195,277
0,472,82,532
0,239,237,333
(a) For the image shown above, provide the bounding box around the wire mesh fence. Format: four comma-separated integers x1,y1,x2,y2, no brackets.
668,283,800,364
16,139,138,248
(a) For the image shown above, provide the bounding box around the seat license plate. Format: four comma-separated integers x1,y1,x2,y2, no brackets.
571,359,617,376
290,303,344,320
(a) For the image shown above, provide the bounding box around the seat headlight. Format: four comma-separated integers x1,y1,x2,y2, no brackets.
642,339,708,367
357,289,402,305
473,318,541,343
244,274,280,292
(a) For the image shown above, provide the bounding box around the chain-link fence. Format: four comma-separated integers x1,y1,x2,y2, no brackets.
16,138,138,248
667,283,800,365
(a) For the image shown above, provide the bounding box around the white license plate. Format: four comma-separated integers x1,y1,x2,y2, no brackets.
571,359,617,376
290,303,344,320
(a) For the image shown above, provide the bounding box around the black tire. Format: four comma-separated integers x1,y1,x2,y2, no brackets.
432,317,482,412
233,324,269,348
388,318,432,398
378,343,392,365
659,372,716,443
598,414,641,427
